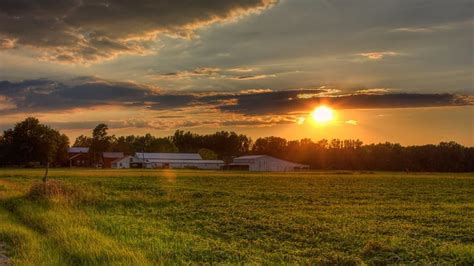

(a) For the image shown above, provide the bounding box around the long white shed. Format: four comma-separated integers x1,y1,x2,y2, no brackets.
229,155,309,172
132,152,224,170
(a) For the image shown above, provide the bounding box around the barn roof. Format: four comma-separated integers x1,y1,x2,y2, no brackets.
235,155,266,160
234,155,309,167
135,152,202,160
142,159,224,164
102,152,124,159
68,147,89,153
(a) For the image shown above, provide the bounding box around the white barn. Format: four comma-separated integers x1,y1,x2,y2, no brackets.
228,155,309,172
132,152,224,170
111,155,133,169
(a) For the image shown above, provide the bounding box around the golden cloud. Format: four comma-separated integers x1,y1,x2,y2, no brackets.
0,0,278,64
358,51,398,60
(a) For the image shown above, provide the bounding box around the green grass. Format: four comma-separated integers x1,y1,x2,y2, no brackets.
0,169,473,265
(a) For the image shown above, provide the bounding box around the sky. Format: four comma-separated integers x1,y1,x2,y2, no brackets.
0,0,473,145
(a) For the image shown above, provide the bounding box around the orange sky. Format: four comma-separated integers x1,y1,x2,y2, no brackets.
0,1,472,146
3,105,470,146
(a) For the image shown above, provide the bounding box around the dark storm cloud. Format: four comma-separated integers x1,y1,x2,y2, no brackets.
0,79,55,96
0,78,471,115
0,0,276,63
147,94,197,110
0,78,195,112
216,91,473,115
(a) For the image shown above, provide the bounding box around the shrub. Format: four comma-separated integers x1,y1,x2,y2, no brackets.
27,180,82,204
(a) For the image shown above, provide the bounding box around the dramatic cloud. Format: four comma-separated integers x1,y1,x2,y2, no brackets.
0,0,276,63
0,78,159,112
0,78,471,116
217,91,473,115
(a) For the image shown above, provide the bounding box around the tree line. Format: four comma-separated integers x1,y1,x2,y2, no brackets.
1,117,473,172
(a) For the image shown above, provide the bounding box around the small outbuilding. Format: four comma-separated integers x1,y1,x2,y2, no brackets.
227,155,309,172
101,152,125,168
111,155,133,169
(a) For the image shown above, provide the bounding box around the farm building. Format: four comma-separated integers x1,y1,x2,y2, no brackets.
132,152,224,169
111,155,133,169
101,152,125,168
227,155,309,172
68,147,90,167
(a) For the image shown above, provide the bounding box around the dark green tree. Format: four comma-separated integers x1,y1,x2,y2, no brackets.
73,135,92,147
198,148,218,160
90,124,112,164
0,117,69,181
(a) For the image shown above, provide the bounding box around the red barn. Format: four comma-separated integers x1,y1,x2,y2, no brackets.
101,152,125,168
68,147,90,167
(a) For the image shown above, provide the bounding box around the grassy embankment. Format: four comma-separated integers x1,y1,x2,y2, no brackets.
0,169,473,265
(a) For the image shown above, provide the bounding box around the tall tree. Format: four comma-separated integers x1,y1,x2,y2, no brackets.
90,124,112,164
73,135,92,147
0,117,69,180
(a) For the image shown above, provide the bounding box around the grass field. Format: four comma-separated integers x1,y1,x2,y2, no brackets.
0,169,473,265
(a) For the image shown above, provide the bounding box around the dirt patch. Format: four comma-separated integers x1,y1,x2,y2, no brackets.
0,242,10,266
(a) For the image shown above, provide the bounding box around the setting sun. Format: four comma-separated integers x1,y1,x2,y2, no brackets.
311,106,334,124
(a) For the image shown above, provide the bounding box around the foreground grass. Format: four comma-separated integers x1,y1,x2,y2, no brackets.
0,169,473,265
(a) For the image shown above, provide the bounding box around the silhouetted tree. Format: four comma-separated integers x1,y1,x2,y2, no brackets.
0,117,69,179
73,135,92,147
172,130,251,159
90,124,112,164
198,148,218,160
1,118,473,172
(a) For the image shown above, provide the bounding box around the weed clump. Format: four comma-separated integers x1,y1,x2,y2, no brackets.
362,240,403,264
27,180,82,204
362,240,392,256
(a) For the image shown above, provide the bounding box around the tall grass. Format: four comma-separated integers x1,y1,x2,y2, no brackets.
0,169,473,265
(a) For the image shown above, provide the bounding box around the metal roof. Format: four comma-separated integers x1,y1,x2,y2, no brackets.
144,159,224,164
234,155,309,167
135,152,202,160
68,147,89,153
69,153,84,160
234,155,266,160
102,152,124,158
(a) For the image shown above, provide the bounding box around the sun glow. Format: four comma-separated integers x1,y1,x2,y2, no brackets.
311,105,334,124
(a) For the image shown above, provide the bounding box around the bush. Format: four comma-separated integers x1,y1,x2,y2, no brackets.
27,180,81,204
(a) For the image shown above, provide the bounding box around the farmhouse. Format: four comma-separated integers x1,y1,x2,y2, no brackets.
131,152,225,169
227,155,309,172
68,147,90,167
101,152,124,168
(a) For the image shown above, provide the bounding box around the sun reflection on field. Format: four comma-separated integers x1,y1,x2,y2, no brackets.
162,169,177,183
